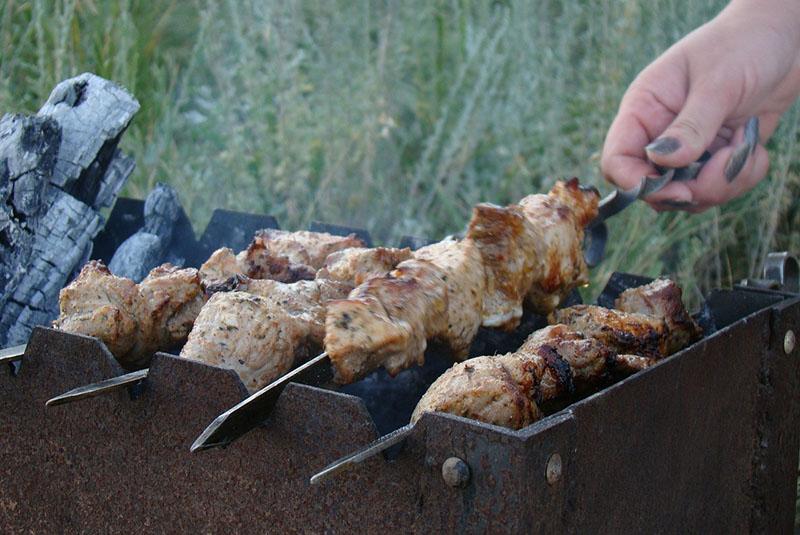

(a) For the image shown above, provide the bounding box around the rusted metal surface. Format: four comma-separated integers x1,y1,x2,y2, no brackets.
1,292,799,532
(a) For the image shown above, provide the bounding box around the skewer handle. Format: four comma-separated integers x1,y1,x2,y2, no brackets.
310,424,414,485
46,368,149,407
191,352,333,452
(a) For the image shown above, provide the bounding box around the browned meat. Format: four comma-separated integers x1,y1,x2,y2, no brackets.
198,248,244,282
615,278,702,354
316,247,413,286
466,179,599,330
255,229,365,269
325,259,448,384
518,179,599,313
54,261,205,368
199,238,315,285
180,278,351,392
466,203,536,330
53,261,139,362
412,324,616,429
413,238,485,359
549,305,668,359
180,292,311,392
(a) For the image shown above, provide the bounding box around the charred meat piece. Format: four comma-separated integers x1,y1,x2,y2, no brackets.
549,305,668,359
199,240,315,285
316,247,413,286
412,324,618,429
614,278,702,355
325,259,448,384
54,261,205,368
413,238,485,359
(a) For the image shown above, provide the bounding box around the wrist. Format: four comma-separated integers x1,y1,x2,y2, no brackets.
725,0,800,48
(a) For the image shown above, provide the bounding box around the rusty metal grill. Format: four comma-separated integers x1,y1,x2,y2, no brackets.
1,199,798,533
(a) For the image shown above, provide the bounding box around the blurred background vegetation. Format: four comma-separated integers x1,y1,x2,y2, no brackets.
1,0,798,308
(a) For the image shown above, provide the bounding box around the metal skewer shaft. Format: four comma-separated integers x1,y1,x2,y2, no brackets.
0,344,26,365
46,368,149,407
191,351,333,452
310,424,414,485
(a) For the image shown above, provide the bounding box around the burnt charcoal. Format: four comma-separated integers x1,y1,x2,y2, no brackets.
0,73,139,347
108,183,184,281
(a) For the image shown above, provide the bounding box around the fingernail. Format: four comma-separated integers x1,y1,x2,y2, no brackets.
724,141,750,182
656,199,699,209
645,137,681,155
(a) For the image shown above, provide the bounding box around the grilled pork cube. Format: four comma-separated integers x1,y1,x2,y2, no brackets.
198,248,244,283
412,324,618,430
54,261,140,363
199,239,315,285
325,259,448,384
414,238,485,359
467,203,537,331
549,305,668,359
133,264,206,365
255,229,365,269
518,179,599,314
180,278,350,391
614,278,702,354
316,247,413,286
54,261,205,368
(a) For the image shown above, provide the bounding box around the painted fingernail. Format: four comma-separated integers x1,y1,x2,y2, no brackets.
656,199,699,209
724,141,750,182
645,137,681,155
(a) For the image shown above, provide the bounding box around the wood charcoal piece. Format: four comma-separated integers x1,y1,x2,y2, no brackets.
0,73,139,346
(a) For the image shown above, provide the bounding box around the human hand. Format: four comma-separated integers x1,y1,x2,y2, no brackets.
601,0,800,211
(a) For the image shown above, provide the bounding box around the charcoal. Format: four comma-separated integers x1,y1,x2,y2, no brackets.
0,73,139,347
107,183,184,282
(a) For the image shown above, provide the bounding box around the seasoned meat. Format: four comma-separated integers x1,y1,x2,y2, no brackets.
200,237,316,285
325,259,448,384
610,354,656,374
518,178,599,313
414,238,485,359
317,247,413,286
549,305,668,359
53,261,139,362
198,248,244,283
255,229,365,269
412,324,616,429
133,264,206,365
615,278,702,354
54,261,205,368
180,292,310,392
466,203,537,330
466,179,599,330
180,278,351,391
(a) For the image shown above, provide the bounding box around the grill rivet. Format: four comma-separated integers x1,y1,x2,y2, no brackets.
546,453,562,485
441,457,470,488
785,330,796,355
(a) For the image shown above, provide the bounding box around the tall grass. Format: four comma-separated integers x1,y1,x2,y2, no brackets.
1,0,798,307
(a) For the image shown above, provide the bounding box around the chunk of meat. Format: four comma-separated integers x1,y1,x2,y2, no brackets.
615,278,702,354
199,237,316,285
180,292,311,392
54,262,205,368
414,238,485,359
325,259,448,383
549,305,668,359
317,247,412,286
198,248,244,282
256,229,365,269
53,261,139,362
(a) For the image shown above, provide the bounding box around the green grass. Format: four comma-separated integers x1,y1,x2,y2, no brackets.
3,0,798,307
2,0,800,523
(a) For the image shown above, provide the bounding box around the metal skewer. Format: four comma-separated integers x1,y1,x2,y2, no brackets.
46,368,149,407
191,351,333,452
310,424,414,485
0,344,26,365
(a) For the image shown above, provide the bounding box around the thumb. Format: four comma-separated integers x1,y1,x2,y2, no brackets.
645,83,731,168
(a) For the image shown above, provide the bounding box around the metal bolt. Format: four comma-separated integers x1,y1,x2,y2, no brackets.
546,453,562,485
441,457,471,488
785,330,796,355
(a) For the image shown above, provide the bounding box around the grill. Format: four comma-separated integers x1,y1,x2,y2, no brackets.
1,199,799,533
